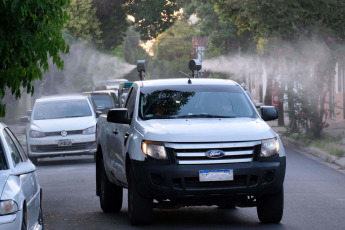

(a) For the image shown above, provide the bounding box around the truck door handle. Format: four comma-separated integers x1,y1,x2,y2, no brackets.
113,130,118,135
124,132,129,146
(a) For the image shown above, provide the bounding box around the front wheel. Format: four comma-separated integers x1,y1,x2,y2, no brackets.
21,207,27,230
257,187,284,223
99,160,123,212
128,167,153,225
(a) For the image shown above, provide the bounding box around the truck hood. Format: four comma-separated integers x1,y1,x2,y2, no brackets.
30,116,96,132
136,118,276,142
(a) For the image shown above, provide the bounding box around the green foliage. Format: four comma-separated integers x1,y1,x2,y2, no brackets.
289,132,345,158
0,0,70,117
64,0,102,45
93,0,129,50
213,0,345,138
127,0,183,40
149,19,194,79
153,20,195,62
213,0,345,46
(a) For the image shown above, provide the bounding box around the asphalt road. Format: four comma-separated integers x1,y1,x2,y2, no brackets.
36,147,345,230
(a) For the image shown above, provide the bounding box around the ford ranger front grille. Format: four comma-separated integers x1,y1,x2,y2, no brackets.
166,141,260,165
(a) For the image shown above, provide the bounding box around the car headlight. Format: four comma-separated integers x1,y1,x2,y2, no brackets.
0,200,18,215
141,141,167,160
30,130,45,138
83,126,96,135
261,138,279,157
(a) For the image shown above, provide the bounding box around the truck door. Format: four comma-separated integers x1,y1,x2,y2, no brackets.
110,87,137,183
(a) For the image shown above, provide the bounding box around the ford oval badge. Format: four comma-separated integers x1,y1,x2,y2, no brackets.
205,150,225,158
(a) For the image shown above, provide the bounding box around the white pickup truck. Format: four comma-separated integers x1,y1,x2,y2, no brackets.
95,78,286,225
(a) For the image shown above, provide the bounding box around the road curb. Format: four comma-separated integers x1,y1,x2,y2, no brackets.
281,136,345,169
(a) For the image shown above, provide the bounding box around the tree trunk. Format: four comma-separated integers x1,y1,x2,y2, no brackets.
264,75,273,106
278,86,285,126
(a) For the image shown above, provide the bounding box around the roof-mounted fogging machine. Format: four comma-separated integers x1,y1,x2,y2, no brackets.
137,60,146,80
188,59,202,78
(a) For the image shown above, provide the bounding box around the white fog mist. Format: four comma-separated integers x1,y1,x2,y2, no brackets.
43,42,136,94
202,40,337,87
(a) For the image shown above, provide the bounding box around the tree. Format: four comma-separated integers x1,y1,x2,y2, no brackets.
92,0,129,50
150,19,195,78
127,0,183,40
0,0,70,117
64,0,102,45
213,0,345,137
184,0,255,57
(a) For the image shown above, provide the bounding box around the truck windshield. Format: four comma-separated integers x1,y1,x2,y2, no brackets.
139,85,256,120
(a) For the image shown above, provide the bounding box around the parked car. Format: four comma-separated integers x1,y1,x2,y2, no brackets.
0,123,43,230
83,90,119,116
26,94,97,163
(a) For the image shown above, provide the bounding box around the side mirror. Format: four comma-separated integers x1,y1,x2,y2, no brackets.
19,116,29,123
12,162,36,176
95,111,102,118
255,103,263,108
260,106,278,121
107,108,131,124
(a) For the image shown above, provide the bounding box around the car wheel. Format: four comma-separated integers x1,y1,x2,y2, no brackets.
128,166,153,226
21,207,27,230
257,187,284,223
217,204,236,209
99,159,123,212
38,201,44,229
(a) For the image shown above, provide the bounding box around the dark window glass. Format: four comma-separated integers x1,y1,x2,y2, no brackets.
3,129,23,166
125,87,137,119
139,85,256,120
34,99,92,120
91,94,114,109
5,128,28,161
0,138,8,170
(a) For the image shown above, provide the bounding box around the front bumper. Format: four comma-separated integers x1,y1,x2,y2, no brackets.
131,155,286,205
27,134,96,158
0,212,20,230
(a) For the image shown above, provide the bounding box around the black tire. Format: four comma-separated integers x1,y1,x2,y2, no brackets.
99,160,123,212
128,167,153,225
257,187,284,223
21,207,27,230
38,203,44,229
217,204,236,209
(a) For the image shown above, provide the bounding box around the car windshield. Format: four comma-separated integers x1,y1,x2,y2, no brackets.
34,99,92,120
91,94,113,109
139,85,256,120
0,139,8,170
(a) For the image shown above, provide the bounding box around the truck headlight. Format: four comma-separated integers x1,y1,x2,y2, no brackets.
30,130,45,138
83,126,96,135
0,200,18,215
142,141,167,160
261,138,279,157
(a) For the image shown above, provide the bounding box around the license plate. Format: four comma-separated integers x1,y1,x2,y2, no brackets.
199,169,233,182
57,139,72,147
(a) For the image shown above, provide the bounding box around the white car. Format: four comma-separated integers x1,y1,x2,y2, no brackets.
26,94,97,163
0,123,43,230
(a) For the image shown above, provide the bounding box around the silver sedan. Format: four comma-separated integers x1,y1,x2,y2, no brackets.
0,123,43,230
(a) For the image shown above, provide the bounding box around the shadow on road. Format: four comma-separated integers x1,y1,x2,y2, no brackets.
35,156,94,167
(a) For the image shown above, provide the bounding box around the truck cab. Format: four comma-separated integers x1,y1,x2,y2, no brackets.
95,78,285,225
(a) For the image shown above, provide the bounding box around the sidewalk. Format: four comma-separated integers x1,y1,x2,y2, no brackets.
267,116,345,169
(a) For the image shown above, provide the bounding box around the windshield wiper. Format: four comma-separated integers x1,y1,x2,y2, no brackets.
175,114,236,118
